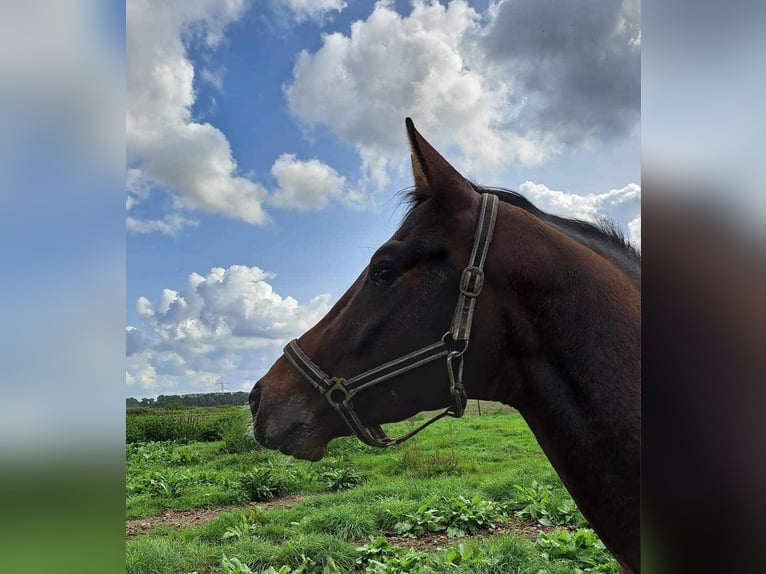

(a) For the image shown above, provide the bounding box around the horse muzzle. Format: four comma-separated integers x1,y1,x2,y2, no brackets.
249,368,333,461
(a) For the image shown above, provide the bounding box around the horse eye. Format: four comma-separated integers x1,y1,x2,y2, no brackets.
370,263,399,286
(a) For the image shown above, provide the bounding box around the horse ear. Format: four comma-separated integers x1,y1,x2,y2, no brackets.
405,117,475,211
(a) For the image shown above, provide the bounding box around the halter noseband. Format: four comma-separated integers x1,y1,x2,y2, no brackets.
282,193,499,447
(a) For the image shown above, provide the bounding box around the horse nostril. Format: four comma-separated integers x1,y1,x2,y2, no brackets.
249,383,262,413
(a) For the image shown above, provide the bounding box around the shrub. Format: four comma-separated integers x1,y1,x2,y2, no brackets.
199,417,224,441
320,467,364,491
392,503,446,537
507,481,588,527
169,446,201,466
442,543,499,569
239,462,299,502
171,413,204,443
141,417,174,442
358,541,428,574
126,441,200,468
220,410,258,453
391,495,506,538
222,509,262,541
536,528,620,573
147,470,191,498
239,468,279,502
126,417,145,443
355,537,399,568
126,413,204,443
443,495,506,537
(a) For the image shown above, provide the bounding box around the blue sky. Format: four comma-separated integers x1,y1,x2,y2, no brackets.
126,0,640,398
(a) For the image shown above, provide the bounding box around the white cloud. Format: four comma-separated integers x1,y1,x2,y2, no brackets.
126,213,200,236
127,0,270,225
285,0,554,190
126,167,200,235
128,265,332,395
285,0,640,193
126,168,150,211
125,360,157,391
518,181,641,223
481,0,640,145
280,0,347,23
126,0,361,228
126,326,146,357
269,153,348,210
517,181,640,246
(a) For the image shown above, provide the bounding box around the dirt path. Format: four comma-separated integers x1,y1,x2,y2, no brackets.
126,495,305,538
383,517,558,550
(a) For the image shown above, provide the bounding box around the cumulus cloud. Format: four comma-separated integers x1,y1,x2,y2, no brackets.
126,168,150,211
126,167,200,235
126,0,357,228
140,265,331,346
126,326,146,357
269,153,348,210
286,0,554,189
127,0,271,225
285,0,640,190
278,0,347,23
127,265,332,395
518,181,640,242
519,182,640,221
481,0,640,145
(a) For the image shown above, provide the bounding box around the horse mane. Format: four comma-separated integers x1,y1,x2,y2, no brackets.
402,184,641,274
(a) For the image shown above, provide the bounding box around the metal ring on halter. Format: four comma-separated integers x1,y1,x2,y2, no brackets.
325,377,352,407
441,331,468,357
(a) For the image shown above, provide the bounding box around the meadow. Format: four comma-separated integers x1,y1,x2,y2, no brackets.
126,404,619,573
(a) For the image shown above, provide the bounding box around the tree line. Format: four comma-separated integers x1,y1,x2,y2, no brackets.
126,391,250,409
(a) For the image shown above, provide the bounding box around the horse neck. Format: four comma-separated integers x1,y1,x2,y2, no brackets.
486,207,641,569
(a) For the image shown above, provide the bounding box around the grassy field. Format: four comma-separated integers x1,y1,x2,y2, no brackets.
126,404,619,573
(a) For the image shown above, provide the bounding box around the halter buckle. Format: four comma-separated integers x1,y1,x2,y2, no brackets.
325,377,351,407
460,266,484,297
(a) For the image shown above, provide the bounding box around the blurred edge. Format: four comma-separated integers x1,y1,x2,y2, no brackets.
643,0,766,572
0,0,125,572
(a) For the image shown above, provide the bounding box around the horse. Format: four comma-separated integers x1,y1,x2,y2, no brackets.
249,119,641,572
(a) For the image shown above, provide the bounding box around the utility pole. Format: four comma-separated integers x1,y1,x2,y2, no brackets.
214,379,229,393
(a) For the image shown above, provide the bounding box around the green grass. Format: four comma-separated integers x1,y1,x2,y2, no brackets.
126,407,618,573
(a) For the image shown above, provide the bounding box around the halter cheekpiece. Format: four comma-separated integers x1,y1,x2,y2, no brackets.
283,193,499,447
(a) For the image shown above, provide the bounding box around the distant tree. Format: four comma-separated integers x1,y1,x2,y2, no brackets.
126,392,249,409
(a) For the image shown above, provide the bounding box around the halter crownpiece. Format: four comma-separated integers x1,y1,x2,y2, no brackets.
283,193,499,447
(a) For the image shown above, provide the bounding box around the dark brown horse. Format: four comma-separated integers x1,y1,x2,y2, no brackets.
249,119,640,572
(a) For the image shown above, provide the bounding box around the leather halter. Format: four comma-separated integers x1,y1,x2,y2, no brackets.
283,193,499,447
